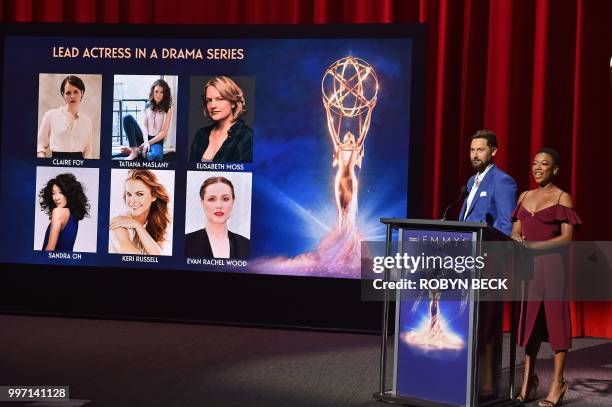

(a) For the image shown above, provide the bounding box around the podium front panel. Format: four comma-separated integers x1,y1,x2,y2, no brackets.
392,228,478,406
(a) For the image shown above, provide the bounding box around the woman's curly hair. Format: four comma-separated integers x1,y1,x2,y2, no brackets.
39,173,90,220
147,78,173,113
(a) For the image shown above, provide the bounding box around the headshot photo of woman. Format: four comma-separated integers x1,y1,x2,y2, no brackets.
38,173,89,251
34,168,99,253
108,169,174,256
37,74,102,159
188,76,253,163
121,78,174,161
112,75,178,161
184,172,252,259
511,148,581,407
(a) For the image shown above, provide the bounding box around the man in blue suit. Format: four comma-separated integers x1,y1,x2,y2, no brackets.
459,130,516,236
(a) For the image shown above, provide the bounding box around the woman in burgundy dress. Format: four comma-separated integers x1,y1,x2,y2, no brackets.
511,148,581,407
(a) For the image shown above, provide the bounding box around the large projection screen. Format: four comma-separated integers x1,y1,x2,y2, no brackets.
0,24,425,330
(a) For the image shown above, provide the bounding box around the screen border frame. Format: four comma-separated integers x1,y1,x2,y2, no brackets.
0,22,426,332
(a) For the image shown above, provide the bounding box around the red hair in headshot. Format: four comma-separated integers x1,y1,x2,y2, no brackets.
124,169,171,242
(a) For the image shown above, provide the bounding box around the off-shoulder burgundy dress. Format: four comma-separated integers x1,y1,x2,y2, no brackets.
512,192,581,351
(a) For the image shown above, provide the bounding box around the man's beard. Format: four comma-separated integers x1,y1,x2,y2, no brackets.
471,159,490,172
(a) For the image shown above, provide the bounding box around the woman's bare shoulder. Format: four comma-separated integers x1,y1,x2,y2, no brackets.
557,189,574,208
51,207,69,220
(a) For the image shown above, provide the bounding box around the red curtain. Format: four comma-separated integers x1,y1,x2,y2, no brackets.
2,0,611,338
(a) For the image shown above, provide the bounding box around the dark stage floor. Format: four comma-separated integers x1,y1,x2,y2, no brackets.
1,315,610,406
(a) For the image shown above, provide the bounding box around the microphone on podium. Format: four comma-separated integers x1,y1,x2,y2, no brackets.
441,185,467,221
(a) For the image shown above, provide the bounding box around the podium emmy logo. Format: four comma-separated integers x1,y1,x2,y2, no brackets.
322,56,378,231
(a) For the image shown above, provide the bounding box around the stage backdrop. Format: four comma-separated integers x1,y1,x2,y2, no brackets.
1,0,610,338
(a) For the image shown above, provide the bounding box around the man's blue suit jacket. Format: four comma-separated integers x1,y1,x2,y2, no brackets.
458,164,517,236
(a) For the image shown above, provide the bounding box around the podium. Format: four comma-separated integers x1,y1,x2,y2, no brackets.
372,218,522,407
